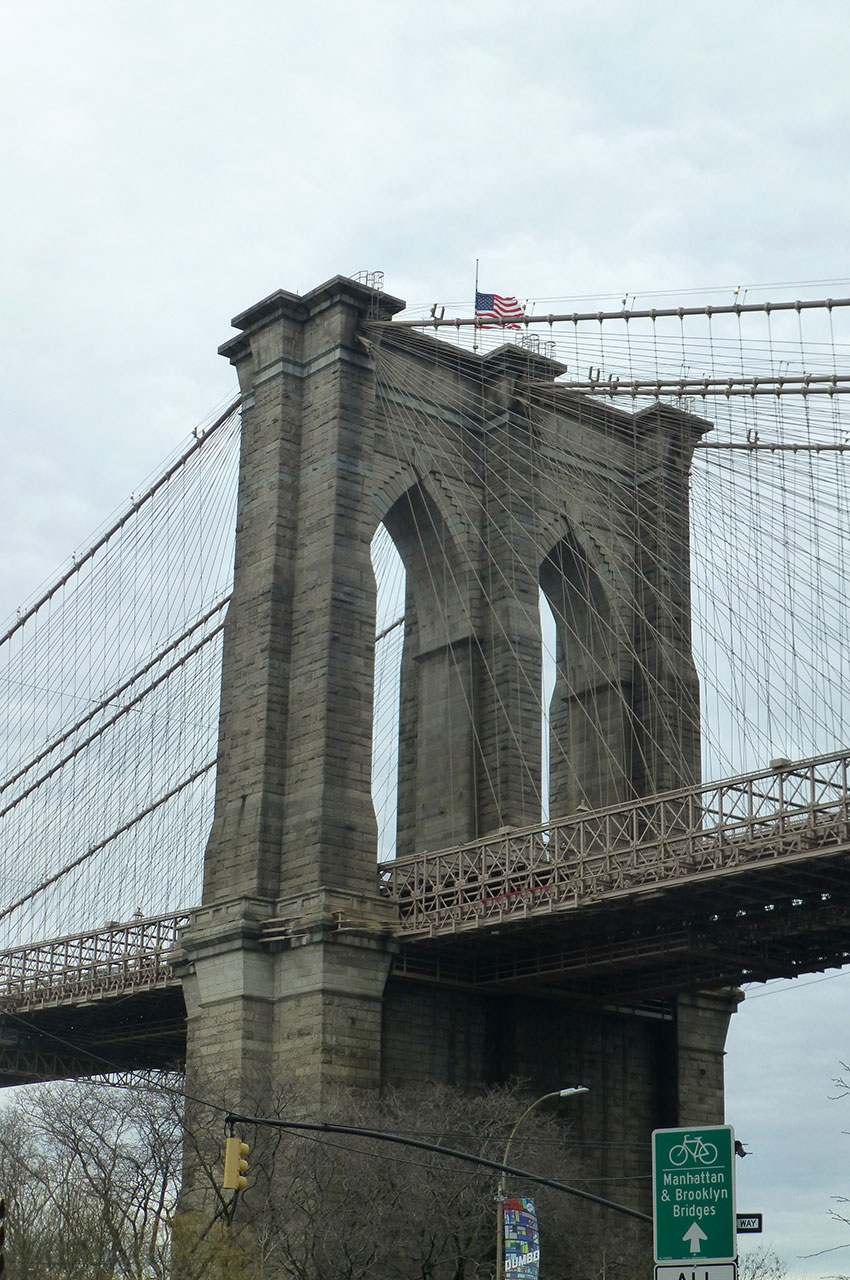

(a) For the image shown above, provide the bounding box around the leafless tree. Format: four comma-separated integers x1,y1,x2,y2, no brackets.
0,1074,180,1279
178,1074,648,1280
1,1074,649,1280
816,1061,850,1279
739,1246,786,1280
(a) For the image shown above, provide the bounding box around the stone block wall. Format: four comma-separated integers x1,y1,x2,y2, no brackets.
382,977,737,1222
178,276,735,1264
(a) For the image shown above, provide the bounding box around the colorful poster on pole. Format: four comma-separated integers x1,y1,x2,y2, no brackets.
504,1197,540,1278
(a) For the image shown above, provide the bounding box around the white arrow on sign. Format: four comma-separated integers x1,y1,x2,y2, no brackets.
683,1223,708,1254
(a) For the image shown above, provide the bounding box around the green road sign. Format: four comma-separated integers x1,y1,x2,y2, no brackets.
652,1126,736,1264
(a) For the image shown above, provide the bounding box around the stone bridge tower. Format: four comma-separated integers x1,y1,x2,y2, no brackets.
180,276,735,1212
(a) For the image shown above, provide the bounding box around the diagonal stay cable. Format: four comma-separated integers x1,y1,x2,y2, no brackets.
0,398,241,652
372,340,700,807
0,621,226,823
0,761,216,926
0,597,230,794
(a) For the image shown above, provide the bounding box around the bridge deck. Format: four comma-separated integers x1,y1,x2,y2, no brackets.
381,748,850,935
2,751,849,1079
381,747,850,998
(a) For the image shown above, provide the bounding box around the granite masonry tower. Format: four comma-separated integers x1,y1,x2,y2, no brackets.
180,276,737,1220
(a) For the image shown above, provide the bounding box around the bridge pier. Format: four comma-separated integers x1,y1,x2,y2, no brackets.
181,898,395,1108
675,990,741,1123
181,279,402,1112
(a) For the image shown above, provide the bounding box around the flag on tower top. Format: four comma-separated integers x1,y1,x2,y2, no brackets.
475,291,525,328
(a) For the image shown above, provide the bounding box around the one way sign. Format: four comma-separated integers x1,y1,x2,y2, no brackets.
736,1214,763,1233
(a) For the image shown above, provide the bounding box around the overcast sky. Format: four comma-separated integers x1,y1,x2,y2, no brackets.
2,2,850,1273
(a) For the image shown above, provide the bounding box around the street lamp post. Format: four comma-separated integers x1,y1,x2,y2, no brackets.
495,1086,589,1280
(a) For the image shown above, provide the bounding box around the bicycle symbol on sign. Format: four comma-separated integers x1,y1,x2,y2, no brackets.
667,1133,719,1166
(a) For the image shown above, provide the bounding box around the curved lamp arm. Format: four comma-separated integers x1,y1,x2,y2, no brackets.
495,1085,589,1280
499,1086,589,1195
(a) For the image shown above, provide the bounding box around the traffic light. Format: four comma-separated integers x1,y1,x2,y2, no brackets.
222,1136,250,1190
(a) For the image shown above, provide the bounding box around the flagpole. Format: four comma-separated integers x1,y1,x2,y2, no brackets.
473,257,480,353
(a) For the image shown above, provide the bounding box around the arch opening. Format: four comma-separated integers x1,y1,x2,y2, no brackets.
372,483,481,859
540,534,635,816
371,523,405,862
539,588,556,826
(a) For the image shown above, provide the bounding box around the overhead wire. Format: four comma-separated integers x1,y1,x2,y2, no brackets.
366,298,849,854
1,292,848,948
0,294,847,1263
371,336,713,825
0,404,241,946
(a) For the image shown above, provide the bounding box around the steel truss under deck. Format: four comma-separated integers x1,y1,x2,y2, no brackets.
2,750,849,1078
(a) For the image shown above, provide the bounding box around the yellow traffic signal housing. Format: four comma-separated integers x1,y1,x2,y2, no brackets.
222,1136,250,1190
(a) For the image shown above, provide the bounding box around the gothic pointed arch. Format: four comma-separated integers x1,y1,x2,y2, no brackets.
540,527,636,815
381,481,479,854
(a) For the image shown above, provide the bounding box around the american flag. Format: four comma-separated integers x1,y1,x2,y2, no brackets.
475,291,525,328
